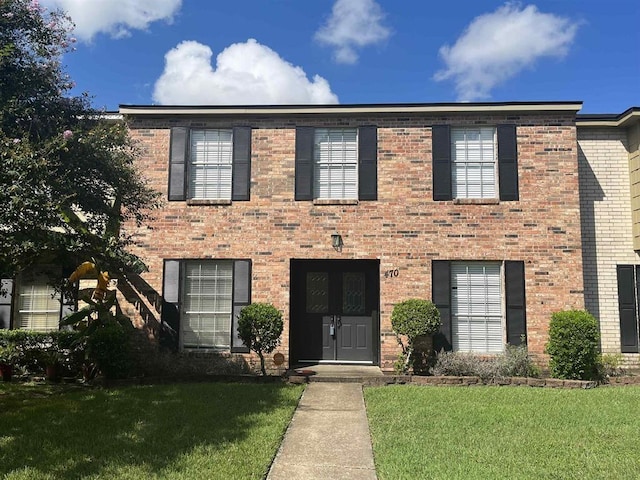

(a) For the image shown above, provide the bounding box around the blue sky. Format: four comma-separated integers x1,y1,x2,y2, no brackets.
43,0,639,113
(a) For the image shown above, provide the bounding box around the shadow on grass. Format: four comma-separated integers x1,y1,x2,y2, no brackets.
0,382,303,479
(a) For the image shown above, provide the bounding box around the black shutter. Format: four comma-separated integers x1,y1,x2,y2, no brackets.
432,125,452,201
0,279,13,329
358,126,377,200
432,260,452,351
617,265,639,353
169,127,188,201
505,261,527,345
295,127,314,200
497,124,519,201
232,260,251,353
161,260,181,351
232,127,251,201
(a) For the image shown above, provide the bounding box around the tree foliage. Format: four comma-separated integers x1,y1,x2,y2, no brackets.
0,0,159,278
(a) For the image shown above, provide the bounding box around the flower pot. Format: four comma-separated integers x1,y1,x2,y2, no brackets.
45,364,59,382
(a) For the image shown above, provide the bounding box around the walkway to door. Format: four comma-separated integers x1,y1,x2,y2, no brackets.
267,382,377,480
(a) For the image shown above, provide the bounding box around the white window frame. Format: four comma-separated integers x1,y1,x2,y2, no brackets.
181,260,233,350
313,128,358,200
451,262,504,353
451,126,497,199
189,129,233,200
16,272,61,332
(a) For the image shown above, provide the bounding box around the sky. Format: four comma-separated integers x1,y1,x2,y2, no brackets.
41,0,639,114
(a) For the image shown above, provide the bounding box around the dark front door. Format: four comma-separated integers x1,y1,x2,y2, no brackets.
291,260,379,364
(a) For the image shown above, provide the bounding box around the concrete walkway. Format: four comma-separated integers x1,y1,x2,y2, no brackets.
267,382,377,480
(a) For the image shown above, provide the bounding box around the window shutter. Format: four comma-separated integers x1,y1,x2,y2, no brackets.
169,127,188,201
505,261,527,346
0,279,13,329
432,260,452,351
161,260,181,351
432,125,452,200
497,124,519,201
358,126,377,200
295,127,314,200
232,126,251,201
232,260,251,353
617,265,639,353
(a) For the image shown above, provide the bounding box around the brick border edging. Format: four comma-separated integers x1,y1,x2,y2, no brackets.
286,375,640,389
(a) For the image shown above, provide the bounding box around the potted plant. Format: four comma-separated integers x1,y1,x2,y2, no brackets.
0,344,20,382
41,347,63,381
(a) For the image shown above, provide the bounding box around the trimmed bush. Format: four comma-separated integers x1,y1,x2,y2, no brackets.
237,303,283,376
391,299,440,374
430,344,539,380
86,322,131,379
545,310,600,380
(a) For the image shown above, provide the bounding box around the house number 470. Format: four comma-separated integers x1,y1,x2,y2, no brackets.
384,269,399,279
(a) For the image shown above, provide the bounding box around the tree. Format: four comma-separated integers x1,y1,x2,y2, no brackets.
0,0,159,280
237,303,284,376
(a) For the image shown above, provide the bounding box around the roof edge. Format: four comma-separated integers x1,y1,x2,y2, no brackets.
119,101,583,116
576,107,640,128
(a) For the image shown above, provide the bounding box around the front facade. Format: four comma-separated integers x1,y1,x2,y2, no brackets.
121,102,586,371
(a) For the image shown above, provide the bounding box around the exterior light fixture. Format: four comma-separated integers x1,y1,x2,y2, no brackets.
331,233,343,250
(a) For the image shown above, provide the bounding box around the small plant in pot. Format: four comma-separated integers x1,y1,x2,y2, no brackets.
0,344,20,382
391,299,441,374
41,348,64,381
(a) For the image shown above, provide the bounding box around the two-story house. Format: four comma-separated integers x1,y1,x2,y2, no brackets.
117,101,586,371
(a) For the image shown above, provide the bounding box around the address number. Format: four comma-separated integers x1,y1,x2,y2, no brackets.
384,269,399,279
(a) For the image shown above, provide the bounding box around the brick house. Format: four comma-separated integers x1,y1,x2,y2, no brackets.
114,101,586,371
577,107,640,366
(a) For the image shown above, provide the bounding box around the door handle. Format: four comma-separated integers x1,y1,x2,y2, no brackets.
336,316,342,328
329,316,336,336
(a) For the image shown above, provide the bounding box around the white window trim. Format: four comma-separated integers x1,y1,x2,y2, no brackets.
451,126,498,200
313,128,359,200
451,261,505,353
181,260,233,351
188,129,233,201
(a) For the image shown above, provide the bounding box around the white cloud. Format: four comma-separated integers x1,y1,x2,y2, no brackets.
41,0,182,41
434,3,580,101
315,0,391,64
152,39,339,105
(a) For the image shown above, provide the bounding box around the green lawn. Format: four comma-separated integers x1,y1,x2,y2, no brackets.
365,385,640,480
0,382,303,480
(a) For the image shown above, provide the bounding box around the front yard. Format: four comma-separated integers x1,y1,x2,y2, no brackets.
365,385,640,479
0,382,303,480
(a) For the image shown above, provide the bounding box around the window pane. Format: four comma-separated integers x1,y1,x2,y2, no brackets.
17,275,60,331
451,127,496,199
451,262,502,353
183,261,233,349
190,129,233,200
314,128,358,200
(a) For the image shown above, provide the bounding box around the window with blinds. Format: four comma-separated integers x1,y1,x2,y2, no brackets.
183,261,233,349
314,128,358,200
451,127,497,199
451,262,503,353
189,129,233,200
17,275,60,331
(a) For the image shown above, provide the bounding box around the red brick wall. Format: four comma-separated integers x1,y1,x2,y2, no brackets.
124,112,584,371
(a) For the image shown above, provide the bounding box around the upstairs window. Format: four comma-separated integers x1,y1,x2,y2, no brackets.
314,128,358,200
189,129,233,201
168,126,251,202
452,127,497,199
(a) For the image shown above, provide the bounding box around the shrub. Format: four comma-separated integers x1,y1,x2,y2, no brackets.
86,322,131,379
391,299,440,374
237,303,283,376
430,344,539,380
545,309,600,380
598,353,626,378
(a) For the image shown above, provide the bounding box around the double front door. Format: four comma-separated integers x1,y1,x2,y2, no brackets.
291,260,379,364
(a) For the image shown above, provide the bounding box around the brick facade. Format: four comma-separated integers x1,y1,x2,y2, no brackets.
123,106,585,371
